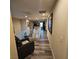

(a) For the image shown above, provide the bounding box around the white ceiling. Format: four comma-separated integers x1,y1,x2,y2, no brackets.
11,0,55,20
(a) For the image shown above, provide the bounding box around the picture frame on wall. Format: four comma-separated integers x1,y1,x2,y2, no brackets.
48,13,53,34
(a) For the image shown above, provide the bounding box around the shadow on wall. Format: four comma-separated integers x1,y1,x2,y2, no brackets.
52,0,59,11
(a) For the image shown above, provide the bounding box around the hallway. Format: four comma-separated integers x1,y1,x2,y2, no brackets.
25,30,53,59
10,0,68,59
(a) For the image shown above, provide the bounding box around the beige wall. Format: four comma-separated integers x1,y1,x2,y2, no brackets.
10,17,18,59
21,20,34,32
12,17,34,35
20,19,26,31
12,18,21,34
47,0,68,59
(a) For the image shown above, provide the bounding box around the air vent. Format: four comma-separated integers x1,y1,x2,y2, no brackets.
39,10,46,13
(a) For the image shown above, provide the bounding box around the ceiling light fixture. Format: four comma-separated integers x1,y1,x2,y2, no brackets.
26,19,29,23
25,16,27,17
42,13,45,16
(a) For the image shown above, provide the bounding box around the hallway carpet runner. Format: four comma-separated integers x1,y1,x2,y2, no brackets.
25,39,53,59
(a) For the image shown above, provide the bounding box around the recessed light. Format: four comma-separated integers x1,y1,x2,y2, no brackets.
26,20,29,22
25,16,27,17
42,13,45,16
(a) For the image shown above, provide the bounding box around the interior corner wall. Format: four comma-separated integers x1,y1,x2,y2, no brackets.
10,17,18,59
12,18,21,34
47,0,68,59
